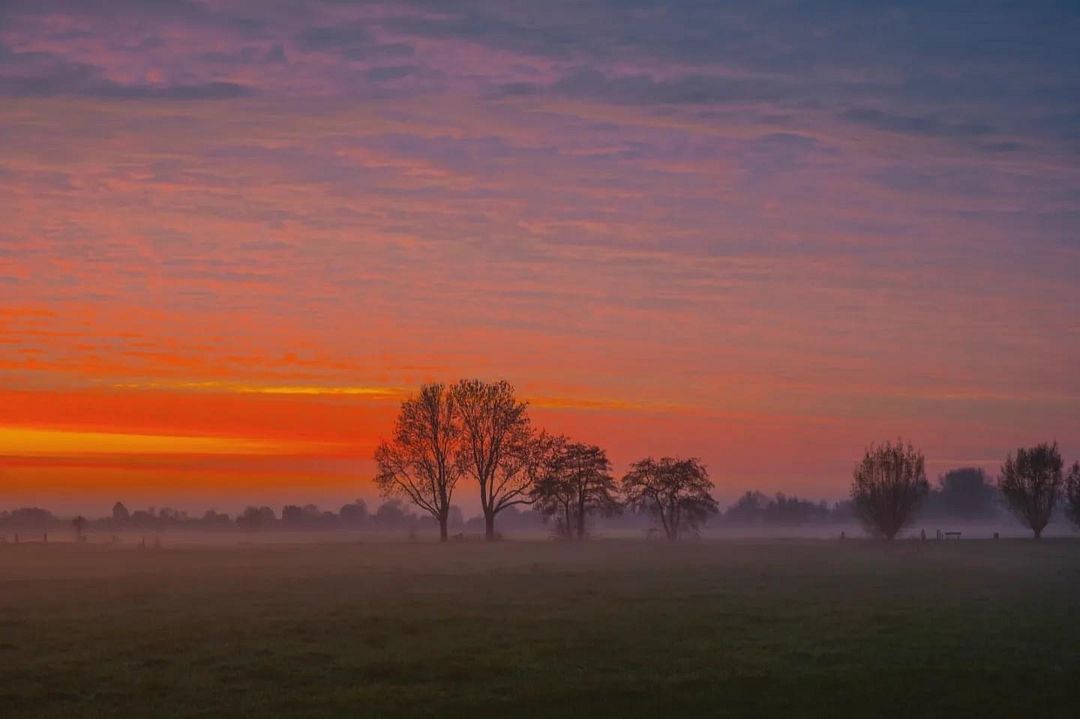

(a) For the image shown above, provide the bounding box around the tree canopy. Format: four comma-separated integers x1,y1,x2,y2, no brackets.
850,440,929,540
621,457,717,541
1065,462,1080,529
531,440,621,539
451,379,556,540
999,442,1065,539
374,383,463,540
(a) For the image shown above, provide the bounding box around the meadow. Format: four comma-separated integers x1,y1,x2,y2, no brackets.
1,537,1078,718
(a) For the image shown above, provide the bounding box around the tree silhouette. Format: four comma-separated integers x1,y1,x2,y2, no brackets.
339,500,369,529
934,467,997,519
375,383,463,541
372,499,417,529
1065,462,1080,530
999,442,1065,539
850,440,929,540
451,379,555,540
531,440,621,539
237,506,276,530
621,457,717,540
724,491,770,524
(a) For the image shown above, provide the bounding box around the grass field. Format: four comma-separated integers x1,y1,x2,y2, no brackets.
1,538,1078,718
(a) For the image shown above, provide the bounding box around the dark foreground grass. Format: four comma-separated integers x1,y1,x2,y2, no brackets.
1,538,1078,718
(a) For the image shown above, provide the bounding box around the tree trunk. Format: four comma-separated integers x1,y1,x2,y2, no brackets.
658,507,675,541
439,516,448,542
1033,525,1043,540
484,512,496,541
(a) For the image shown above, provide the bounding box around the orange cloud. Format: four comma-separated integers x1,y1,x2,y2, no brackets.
0,427,327,456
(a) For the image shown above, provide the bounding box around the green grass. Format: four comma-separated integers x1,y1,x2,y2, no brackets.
1,538,1078,718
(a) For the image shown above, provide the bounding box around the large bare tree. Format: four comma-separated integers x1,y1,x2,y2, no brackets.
374,383,462,541
451,379,554,540
621,457,717,540
531,440,621,540
999,442,1064,539
850,440,929,540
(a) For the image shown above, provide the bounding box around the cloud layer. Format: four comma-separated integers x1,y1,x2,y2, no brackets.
1,0,1078,509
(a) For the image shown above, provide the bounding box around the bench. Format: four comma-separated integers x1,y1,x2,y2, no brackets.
944,531,962,540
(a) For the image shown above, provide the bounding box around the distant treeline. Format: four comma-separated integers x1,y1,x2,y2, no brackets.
0,500,542,535
727,467,1006,525
0,467,1015,535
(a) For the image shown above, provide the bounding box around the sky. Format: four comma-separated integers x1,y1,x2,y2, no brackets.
1,0,1078,515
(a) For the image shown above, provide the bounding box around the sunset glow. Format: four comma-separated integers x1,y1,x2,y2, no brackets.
2,1,1078,513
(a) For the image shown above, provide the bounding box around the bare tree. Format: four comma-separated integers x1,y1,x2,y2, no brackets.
452,379,553,540
374,383,462,541
850,440,929,540
999,442,1064,539
531,440,621,540
621,457,717,541
1065,461,1080,530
